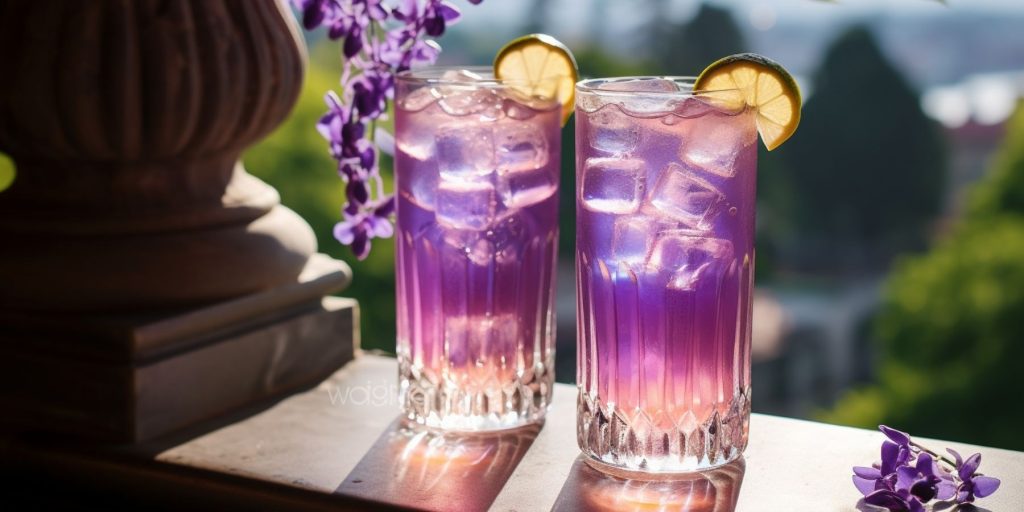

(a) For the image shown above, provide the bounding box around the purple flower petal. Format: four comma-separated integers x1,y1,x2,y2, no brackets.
972,476,1000,498
302,3,326,30
853,475,877,496
344,29,364,58
367,216,394,238
935,481,956,501
956,483,972,503
347,179,370,205
896,466,918,492
946,448,963,467
423,15,445,36
854,466,883,479
864,489,911,511
959,453,981,481
880,425,911,446
438,2,461,22
374,196,396,217
881,441,900,475
350,230,370,259
915,453,935,477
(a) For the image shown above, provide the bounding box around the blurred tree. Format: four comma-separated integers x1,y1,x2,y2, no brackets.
651,3,746,75
776,26,946,272
243,44,397,353
823,105,1024,450
968,100,1024,219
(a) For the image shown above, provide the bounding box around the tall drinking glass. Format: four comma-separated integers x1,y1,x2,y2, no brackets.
575,77,756,473
394,68,561,431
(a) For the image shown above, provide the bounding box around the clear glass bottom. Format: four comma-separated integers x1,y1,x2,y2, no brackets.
399,356,554,432
576,388,750,473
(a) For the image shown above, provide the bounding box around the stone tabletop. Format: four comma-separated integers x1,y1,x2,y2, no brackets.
145,354,1022,511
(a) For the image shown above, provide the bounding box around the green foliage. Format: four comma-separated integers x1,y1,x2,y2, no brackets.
0,151,14,192
776,26,946,269
825,104,1024,450
652,3,746,75
968,102,1024,219
243,46,397,353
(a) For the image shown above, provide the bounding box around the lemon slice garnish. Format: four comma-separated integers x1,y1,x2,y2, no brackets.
494,34,579,126
694,53,801,150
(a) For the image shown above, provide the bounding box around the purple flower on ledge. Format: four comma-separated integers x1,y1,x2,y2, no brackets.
852,425,1001,511
292,0,487,260
947,448,1001,504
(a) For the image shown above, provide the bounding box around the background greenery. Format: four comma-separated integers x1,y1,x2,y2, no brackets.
823,104,1024,450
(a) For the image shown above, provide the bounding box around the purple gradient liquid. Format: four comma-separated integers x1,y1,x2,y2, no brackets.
394,70,560,431
575,78,756,472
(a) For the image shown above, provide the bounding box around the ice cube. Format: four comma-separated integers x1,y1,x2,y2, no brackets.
612,216,662,267
492,124,554,208
647,162,726,229
581,158,646,214
497,166,556,209
598,78,679,93
435,125,495,180
435,179,498,230
443,229,495,266
496,124,549,173
436,86,504,117
588,107,640,154
400,167,438,210
679,112,756,177
396,132,434,162
398,86,437,112
648,232,733,290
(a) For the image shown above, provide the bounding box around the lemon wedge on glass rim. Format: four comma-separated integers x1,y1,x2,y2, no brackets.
493,34,578,126
694,53,801,151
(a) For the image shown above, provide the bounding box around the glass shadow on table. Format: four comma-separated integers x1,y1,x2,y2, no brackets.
552,456,746,512
335,417,541,512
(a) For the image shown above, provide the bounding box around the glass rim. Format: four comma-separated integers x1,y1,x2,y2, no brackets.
576,76,739,98
395,65,560,89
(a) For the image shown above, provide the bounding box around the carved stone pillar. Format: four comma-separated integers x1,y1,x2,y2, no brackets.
0,0,357,442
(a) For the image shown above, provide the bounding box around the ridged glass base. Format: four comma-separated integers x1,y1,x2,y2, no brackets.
576,388,751,473
399,358,553,432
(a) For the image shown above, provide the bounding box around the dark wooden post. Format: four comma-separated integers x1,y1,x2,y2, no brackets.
0,0,357,442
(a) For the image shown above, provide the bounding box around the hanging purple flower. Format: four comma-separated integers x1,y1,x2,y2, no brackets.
333,199,394,260
293,0,486,259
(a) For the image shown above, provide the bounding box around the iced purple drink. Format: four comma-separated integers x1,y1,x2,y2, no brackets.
394,68,560,431
575,77,756,472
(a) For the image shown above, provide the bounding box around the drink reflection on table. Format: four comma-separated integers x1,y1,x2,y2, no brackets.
337,419,540,511
553,456,745,512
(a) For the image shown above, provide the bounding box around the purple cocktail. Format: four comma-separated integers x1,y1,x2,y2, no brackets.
394,68,560,431
575,77,756,472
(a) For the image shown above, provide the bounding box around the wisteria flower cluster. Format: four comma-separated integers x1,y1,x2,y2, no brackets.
853,425,1001,511
293,0,484,259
